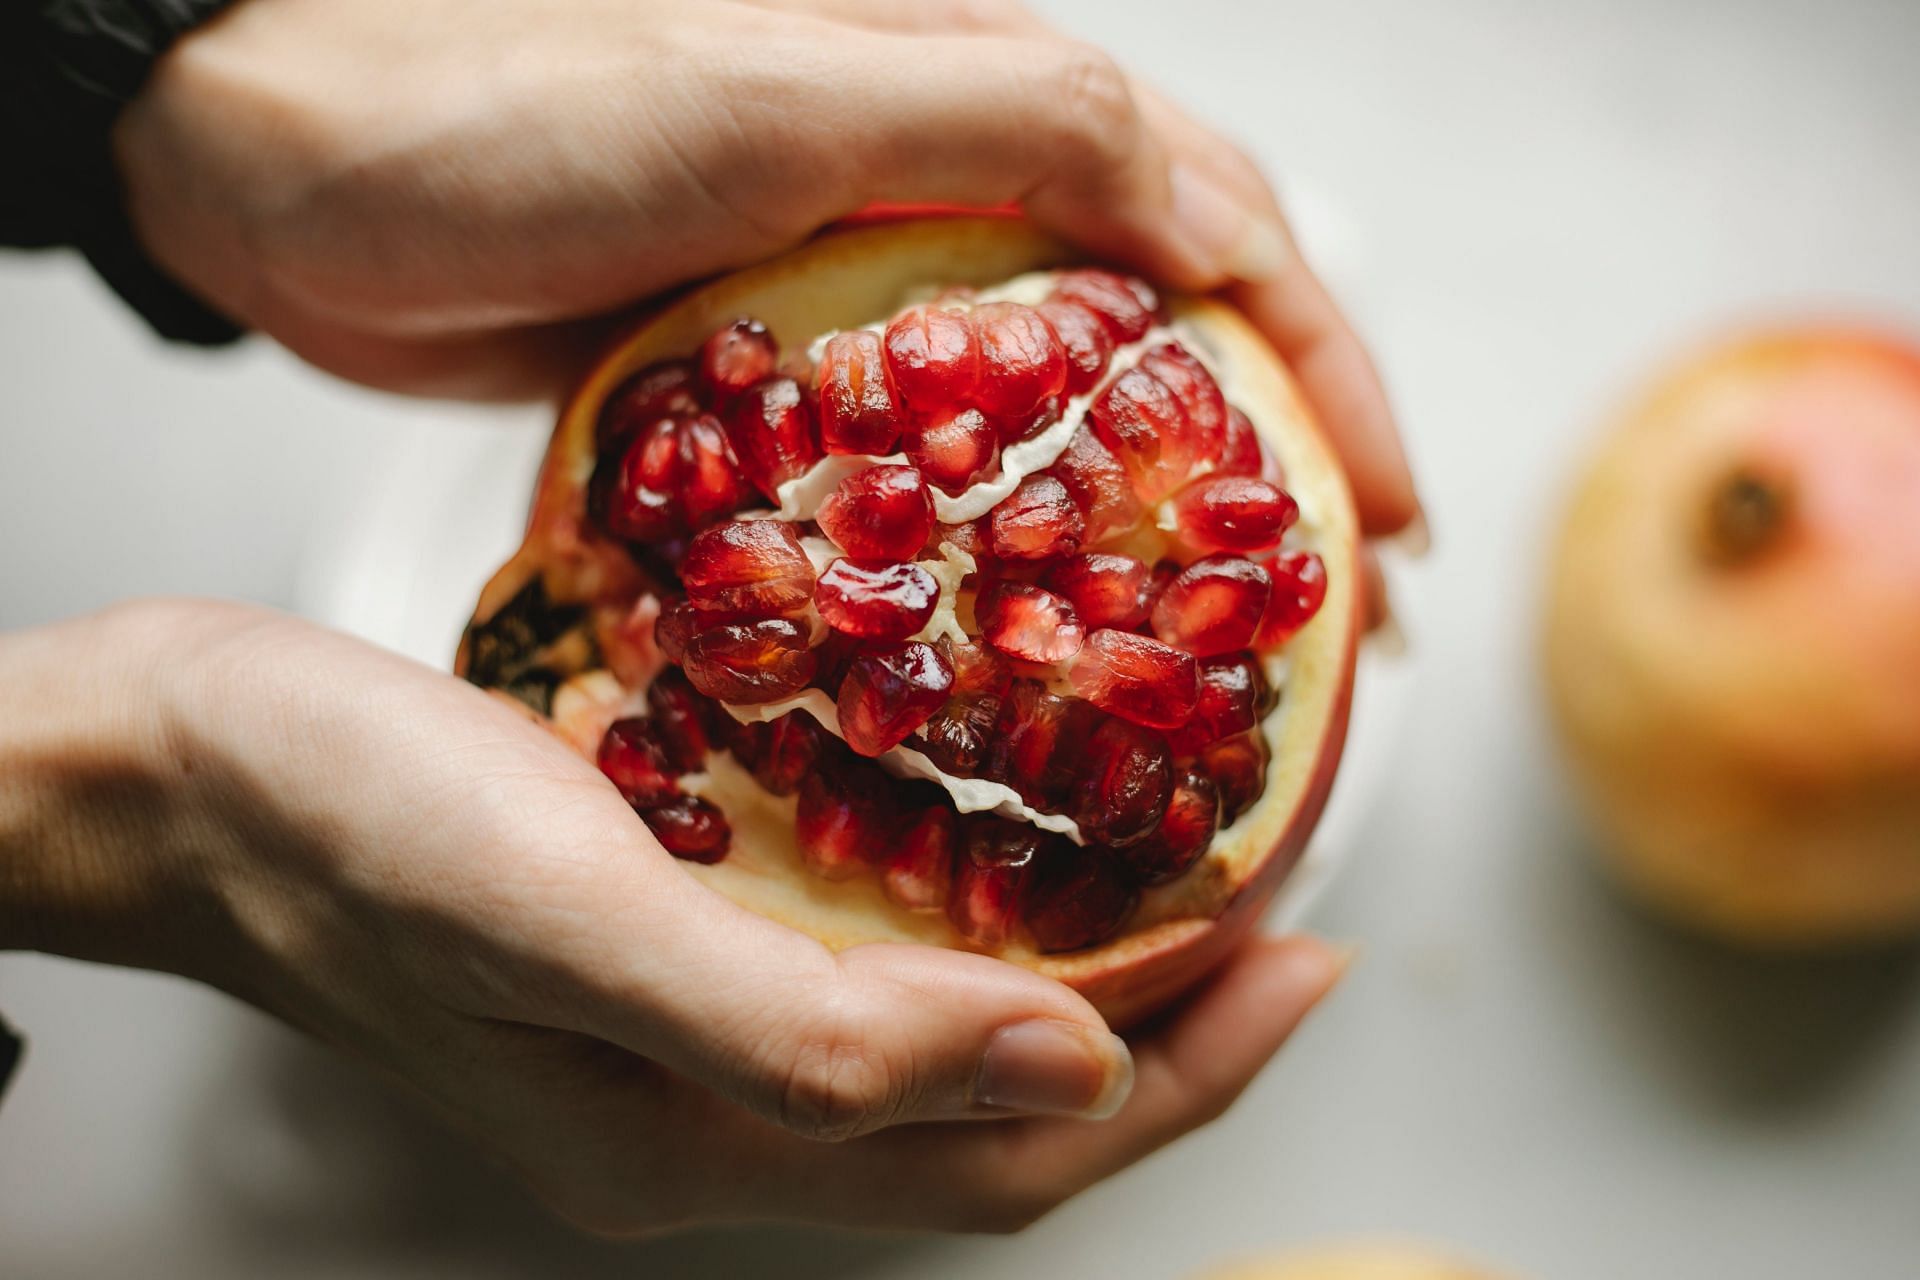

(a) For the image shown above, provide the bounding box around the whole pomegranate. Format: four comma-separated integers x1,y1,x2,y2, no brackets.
459,217,1360,1025
1545,330,1920,945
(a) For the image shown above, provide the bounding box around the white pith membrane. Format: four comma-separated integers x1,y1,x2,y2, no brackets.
463,219,1357,994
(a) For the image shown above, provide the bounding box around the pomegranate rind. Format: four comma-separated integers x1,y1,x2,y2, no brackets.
458,217,1361,1026
1545,329,1920,946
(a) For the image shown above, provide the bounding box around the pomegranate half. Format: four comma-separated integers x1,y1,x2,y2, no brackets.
458,217,1359,1024
1545,329,1920,945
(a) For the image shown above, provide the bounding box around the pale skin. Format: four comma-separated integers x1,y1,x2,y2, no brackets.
2,0,1419,1237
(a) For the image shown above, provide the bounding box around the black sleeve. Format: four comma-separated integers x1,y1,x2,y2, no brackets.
1,0,244,344
0,1012,20,1109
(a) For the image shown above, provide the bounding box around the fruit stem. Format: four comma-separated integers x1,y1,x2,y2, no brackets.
1702,468,1792,566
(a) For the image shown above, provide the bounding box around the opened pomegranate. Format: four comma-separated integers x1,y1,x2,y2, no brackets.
1545,329,1920,945
458,217,1358,1024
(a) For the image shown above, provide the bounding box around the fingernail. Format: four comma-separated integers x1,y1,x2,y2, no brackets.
975,1019,1134,1120
1170,163,1291,284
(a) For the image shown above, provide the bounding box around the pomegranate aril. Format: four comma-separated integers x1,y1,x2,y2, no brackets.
1142,343,1227,474
927,518,996,579
837,640,954,757
989,472,1085,562
1257,550,1330,646
682,617,816,703
1035,299,1115,395
1043,552,1151,631
884,801,957,912
596,360,700,449
730,709,829,796
795,758,893,879
905,407,997,493
909,637,1010,775
1167,652,1267,755
972,301,1068,420
654,597,698,662
699,318,777,401
1218,406,1264,478
1088,365,1187,502
974,580,1086,664
985,680,1099,810
1069,629,1200,730
1025,846,1140,952
646,667,721,770
591,413,749,542
816,559,939,641
1203,731,1270,824
817,464,936,563
1069,716,1173,847
1047,424,1143,544
948,816,1044,948
1050,269,1159,342
681,519,815,619
1171,475,1299,554
682,415,755,529
1118,766,1220,885
597,718,682,808
945,633,1014,699
724,376,822,500
884,306,978,411
642,796,731,863
1151,554,1272,657
816,329,903,455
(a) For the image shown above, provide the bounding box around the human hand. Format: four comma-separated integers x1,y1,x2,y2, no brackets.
0,601,1343,1234
114,0,1417,536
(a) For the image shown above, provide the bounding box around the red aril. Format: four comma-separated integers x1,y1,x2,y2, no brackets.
1152,554,1272,656
989,472,1086,562
816,329,902,455
1118,766,1220,884
1050,269,1158,342
681,618,816,703
1142,343,1228,475
1043,552,1151,631
909,637,1011,775
837,640,955,756
597,718,682,808
596,359,700,450
729,710,829,796
972,301,1068,420
724,376,821,500
1069,629,1200,730
1168,652,1269,756
641,797,731,863
905,407,997,493
796,758,893,879
645,667,720,770
1035,299,1115,395
884,306,978,411
590,413,750,543
1171,476,1300,554
1257,551,1330,646
883,798,957,911
949,816,1044,948
653,597,698,663
1219,406,1264,477
815,559,939,640
816,464,936,563
698,318,777,401
681,519,815,619
1202,730,1271,824
974,580,1085,664
1046,424,1143,543
1070,716,1174,848
1025,845,1140,952
985,680,1095,810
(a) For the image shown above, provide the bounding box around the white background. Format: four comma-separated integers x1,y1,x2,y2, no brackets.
5,0,1920,1275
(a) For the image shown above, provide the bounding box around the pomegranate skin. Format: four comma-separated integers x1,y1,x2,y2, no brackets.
1545,329,1920,945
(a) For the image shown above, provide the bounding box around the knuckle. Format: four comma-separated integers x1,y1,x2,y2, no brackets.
1044,44,1142,167
770,1015,911,1142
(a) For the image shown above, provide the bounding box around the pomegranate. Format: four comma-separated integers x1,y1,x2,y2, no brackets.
1545,329,1920,945
457,217,1359,1025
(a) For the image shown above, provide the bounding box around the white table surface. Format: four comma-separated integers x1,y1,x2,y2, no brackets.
5,1,1920,1276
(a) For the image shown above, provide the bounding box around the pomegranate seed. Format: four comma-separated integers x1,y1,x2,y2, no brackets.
1088,364,1187,502
971,301,1068,420
1141,557,1182,617
596,360,700,450
948,816,1044,947
1069,716,1173,847
984,681,1098,810
926,518,995,576
698,318,777,401
1167,653,1268,755
641,796,731,863
884,306,978,411
1050,270,1158,342
1203,731,1270,823
1002,393,1065,446
883,800,957,912
1025,846,1140,952
590,413,750,542
908,637,1011,775
1046,424,1143,543
681,519,815,619
905,407,997,493
654,597,698,663
681,618,816,703
1118,766,1219,884
1257,550,1330,646
1218,406,1264,477
1142,344,1227,473
816,329,902,455
1035,299,1115,395
989,472,1085,562
974,580,1086,664
724,376,822,500
795,756,894,879
1069,630,1200,730
646,667,722,770
816,465,936,563
837,641,954,756
815,559,939,641
730,709,829,795
1043,552,1151,631
1151,554,1272,656
1171,475,1299,554
597,718,682,808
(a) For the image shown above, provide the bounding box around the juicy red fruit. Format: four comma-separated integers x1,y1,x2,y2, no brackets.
1050,270,1158,342
1119,766,1219,885
597,718,681,808
796,758,894,879
1069,629,1200,730
1218,406,1264,478
971,301,1068,420
1258,550,1330,646
1142,343,1227,473
989,472,1085,562
681,617,816,703
949,816,1044,948
883,799,956,912
1043,552,1150,631
724,376,821,500
1203,731,1270,824
681,519,815,619
1069,716,1173,848
909,636,1010,775
596,360,701,449
837,641,954,756
884,306,978,410
817,329,902,455
1047,425,1142,544
817,465,936,563
645,667,720,770
1152,554,1272,657
1025,846,1140,952
729,710,829,796
591,413,749,542
698,318,777,401
1035,300,1115,395
1172,475,1299,554
815,559,940,640
1167,652,1269,756
906,407,997,493
641,797,731,864
984,681,1095,811
974,580,1085,664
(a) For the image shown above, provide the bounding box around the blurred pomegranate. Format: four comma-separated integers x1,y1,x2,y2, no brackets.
1545,329,1920,944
